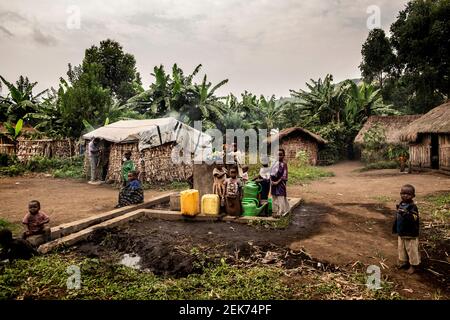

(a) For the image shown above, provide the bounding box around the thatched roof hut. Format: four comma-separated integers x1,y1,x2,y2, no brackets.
399,102,450,142
354,115,422,145
399,102,450,172
267,127,327,165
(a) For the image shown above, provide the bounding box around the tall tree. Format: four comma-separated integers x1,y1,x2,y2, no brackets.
359,28,396,88
389,0,449,113
83,39,143,102
55,63,113,137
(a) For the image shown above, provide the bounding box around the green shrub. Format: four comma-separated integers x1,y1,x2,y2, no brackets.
295,150,310,166
53,167,84,179
0,156,84,179
0,165,25,176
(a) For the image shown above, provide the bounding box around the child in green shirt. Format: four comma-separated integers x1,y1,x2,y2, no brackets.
121,151,136,186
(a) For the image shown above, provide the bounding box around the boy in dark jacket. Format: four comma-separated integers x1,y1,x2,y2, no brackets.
392,184,420,274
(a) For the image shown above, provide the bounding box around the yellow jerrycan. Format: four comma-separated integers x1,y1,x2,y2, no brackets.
180,189,200,216
201,194,220,215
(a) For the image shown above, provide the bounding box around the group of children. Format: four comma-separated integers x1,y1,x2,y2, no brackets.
213,148,289,218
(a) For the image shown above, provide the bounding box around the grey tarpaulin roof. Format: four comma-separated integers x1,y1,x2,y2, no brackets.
82,117,212,154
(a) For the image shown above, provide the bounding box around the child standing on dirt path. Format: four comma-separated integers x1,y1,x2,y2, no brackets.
121,151,136,186
398,154,407,173
392,184,420,274
271,149,289,218
213,163,227,198
22,200,50,240
223,167,242,216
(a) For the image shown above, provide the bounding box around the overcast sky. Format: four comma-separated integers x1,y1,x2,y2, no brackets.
0,0,408,98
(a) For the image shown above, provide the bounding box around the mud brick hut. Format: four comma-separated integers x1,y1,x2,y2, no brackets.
354,115,422,161
400,102,450,172
82,118,212,184
267,127,327,165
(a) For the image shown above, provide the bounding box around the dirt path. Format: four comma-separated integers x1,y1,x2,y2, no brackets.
2,163,448,299
0,175,169,226
78,162,448,299
288,161,450,298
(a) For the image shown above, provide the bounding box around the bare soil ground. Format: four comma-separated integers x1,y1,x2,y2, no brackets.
76,162,449,299
0,174,168,226
1,162,449,299
289,162,450,298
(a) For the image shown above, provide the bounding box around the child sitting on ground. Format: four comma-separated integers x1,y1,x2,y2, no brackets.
223,167,242,216
213,163,227,200
22,200,50,240
116,171,144,208
0,229,37,262
121,151,136,186
392,184,420,274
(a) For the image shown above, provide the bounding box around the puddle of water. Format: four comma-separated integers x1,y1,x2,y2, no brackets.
120,253,141,270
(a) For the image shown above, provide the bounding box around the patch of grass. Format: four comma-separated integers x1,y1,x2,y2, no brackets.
287,270,401,300
288,165,334,184
26,156,85,179
425,193,450,208
53,166,84,179
0,218,20,233
0,165,25,177
0,251,414,300
247,211,294,229
359,160,398,172
0,255,292,300
0,156,84,179
248,163,334,185
422,192,450,222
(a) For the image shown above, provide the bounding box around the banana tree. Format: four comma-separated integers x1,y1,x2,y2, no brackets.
344,81,398,129
179,74,228,127
0,75,47,123
289,74,347,127
2,119,24,153
255,95,284,131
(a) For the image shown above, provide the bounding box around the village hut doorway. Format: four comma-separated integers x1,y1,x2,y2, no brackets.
430,134,439,169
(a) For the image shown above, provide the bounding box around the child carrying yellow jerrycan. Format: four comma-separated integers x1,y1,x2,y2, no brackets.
180,189,200,216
